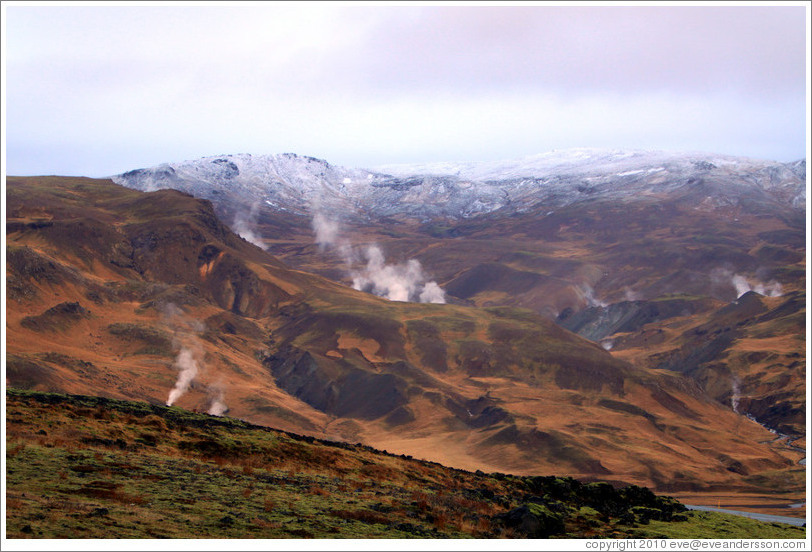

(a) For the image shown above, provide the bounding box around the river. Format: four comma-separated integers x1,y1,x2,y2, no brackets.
685,504,807,527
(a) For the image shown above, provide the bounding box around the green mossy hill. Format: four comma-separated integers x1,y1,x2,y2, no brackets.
5,389,805,540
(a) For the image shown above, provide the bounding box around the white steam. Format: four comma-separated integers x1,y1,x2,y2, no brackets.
161,303,228,414
731,274,782,298
312,212,342,251
233,202,266,250
352,245,446,303
312,212,446,304
575,283,607,308
167,348,200,406
624,287,642,302
419,281,447,304
731,376,741,414
711,268,782,299
207,384,228,416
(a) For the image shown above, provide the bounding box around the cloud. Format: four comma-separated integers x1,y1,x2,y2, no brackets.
4,4,807,176
347,6,806,99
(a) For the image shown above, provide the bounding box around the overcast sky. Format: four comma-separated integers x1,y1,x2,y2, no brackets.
2,2,808,177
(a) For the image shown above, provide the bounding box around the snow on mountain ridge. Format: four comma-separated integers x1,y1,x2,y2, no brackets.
370,148,779,181
112,149,806,221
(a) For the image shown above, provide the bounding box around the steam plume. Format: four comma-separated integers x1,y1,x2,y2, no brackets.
311,212,446,304
161,303,206,407
731,274,782,298
624,287,642,302
312,212,342,251
575,283,607,308
351,245,446,303
207,383,228,416
711,268,783,299
167,348,200,406
731,376,741,414
233,202,266,250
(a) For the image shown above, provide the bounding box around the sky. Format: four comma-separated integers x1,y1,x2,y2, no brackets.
2,1,809,177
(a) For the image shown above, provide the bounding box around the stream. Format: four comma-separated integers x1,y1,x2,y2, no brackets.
684,504,806,527
744,412,806,464
731,413,807,514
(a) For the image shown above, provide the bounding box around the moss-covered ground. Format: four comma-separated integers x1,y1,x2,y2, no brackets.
5,389,806,540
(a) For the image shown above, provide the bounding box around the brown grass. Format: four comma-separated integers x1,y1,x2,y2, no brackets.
432,512,449,530
308,485,329,497
7,443,27,458
329,509,390,525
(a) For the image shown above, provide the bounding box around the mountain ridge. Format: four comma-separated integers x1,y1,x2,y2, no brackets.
112,149,807,221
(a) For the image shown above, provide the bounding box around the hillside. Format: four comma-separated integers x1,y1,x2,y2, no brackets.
111,150,806,446
6,389,806,539
4,175,805,512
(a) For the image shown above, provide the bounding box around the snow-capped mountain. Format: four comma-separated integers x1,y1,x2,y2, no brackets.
113,149,806,221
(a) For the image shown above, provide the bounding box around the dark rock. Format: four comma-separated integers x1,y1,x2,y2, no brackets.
218,515,234,526
494,503,565,538
631,506,662,523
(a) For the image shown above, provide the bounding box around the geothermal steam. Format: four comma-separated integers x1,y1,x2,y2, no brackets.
711,268,783,299
207,383,228,416
731,376,741,414
162,303,228,415
731,274,782,298
167,347,200,406
575,283,607,308
233,202,266,250
312,213,446,304
313,212,343,251
352,245,446,304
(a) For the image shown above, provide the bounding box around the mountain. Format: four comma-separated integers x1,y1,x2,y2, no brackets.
5,175,805,515
111,149,806,445
113,149,806,220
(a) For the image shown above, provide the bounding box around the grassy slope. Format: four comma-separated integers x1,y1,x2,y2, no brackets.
5,389,806,540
